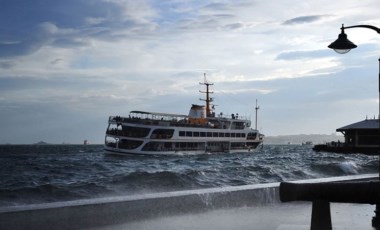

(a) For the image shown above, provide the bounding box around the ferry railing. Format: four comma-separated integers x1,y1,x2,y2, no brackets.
109,115,251,125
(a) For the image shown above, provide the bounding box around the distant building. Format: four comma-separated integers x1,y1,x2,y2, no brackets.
313,119,380,154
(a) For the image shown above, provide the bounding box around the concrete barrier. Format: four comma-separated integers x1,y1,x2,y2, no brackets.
0,174,376,230
280,174,380,229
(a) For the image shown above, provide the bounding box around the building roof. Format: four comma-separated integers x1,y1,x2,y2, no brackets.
336,119,380,131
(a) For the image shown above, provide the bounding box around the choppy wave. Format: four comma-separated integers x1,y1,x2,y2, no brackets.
0,144,378,207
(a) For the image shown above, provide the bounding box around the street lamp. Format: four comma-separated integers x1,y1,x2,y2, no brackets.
328,23,380,228
328,24,380,53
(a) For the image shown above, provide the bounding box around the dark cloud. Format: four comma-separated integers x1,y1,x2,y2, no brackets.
0,0,154,58
282,15,332,25
203,1,252,12
223,22,245,30
0,0,115,32
204,3,231,11
50,58,64,65
0,61,15,69
0,22,55,58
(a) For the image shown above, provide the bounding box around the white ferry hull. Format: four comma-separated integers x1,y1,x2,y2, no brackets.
104,142,262,156
104,146,207,156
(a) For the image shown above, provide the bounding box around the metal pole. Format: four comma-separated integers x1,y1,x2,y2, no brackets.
255,99,258,130
372,57,380,228
328,24,380,228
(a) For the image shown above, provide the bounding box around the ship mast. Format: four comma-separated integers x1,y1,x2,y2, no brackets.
255,99,260,130
199,73,214,117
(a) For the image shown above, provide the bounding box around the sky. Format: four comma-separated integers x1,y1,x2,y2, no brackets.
1,0,380,144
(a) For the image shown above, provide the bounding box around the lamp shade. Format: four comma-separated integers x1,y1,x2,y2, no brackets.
328,30,357,54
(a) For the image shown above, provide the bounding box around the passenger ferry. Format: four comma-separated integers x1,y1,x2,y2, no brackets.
104,76,264,155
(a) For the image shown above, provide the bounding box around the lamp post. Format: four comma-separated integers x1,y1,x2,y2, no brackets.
328,23,380,228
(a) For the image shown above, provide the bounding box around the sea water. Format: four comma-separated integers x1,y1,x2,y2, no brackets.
0,144,378,207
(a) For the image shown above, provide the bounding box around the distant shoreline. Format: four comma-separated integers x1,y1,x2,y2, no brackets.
264,134,344,145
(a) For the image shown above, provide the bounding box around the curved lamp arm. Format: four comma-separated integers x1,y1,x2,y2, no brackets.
343,24,380,34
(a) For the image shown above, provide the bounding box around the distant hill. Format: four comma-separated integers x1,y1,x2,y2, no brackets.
34,141,50,145
264,134,344,145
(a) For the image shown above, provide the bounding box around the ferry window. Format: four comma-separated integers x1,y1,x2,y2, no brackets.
151,129,174,139
193,132,200,137
236,122,245,129
207,132,212,137
179,131,185,136
241,133,246,138
213,132,218,137
231,142,245,148
119,139,143,149
219,132,224,137
231,122,245,130
200,132,206,137
189,142,197,148
247,142,256,147
231,133,236,137
186,131,192,137
247,132,257,140
122,126,150,138
164,142,172,148
225,133,230,137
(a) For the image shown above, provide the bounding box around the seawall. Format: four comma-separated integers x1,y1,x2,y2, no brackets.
0,174,377,230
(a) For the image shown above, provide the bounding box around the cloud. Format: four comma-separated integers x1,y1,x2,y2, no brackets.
0,61,14,69
282,15,333,25
222,21,258,31
276,49,332,60
0,22,56,58
0,0,159,58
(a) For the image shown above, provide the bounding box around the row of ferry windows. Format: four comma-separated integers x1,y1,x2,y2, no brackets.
178,131,246,138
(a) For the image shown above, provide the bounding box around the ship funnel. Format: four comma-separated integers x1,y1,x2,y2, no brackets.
188,104,206,118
